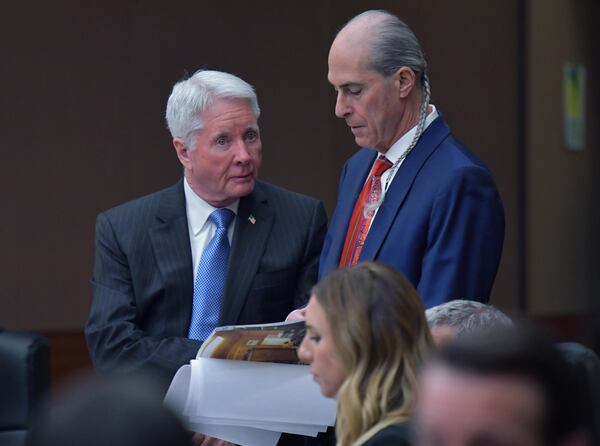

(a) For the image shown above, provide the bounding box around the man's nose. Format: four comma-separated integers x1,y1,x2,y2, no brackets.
233,139,252,163
334,92,351,118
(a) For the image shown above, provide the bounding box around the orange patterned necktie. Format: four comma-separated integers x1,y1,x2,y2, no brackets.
339,156,393,267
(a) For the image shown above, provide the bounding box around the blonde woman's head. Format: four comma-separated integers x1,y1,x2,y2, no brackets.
299,262,433,445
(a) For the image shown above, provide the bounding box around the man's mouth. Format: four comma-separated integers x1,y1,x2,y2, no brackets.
230,172,254,182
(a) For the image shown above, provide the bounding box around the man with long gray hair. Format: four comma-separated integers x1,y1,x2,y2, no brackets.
318,10,504,308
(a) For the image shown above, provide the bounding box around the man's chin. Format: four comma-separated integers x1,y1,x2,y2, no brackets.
228,179,256,198
353,135,371,148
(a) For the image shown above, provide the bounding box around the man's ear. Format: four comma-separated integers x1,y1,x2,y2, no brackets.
173,138,191,170
394,66,416,99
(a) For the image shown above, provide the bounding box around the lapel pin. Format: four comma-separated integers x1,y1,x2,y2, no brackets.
248,214,256,225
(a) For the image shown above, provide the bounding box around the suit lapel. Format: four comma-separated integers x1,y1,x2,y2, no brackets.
148,180,194,336
360,116,451,261
220,182,274,325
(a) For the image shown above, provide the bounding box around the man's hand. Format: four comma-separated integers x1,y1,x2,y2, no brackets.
192,433,236,446
285,307,307,321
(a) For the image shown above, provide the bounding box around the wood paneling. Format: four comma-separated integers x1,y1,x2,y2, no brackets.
45,332,93,389
526,0,600,315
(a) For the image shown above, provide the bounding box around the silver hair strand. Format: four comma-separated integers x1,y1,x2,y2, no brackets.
353,10,431,216
364,73,431,217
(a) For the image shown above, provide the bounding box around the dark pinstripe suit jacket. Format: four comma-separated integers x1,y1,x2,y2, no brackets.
85,179,327,380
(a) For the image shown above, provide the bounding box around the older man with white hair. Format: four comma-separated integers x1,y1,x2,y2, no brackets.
86,69,327,387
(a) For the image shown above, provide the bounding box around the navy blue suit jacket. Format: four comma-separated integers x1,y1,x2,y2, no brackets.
86,179,327,380
319,115,504,308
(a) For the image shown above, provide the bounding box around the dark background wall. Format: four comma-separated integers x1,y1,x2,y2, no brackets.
527,0,600,316
1,1,597,380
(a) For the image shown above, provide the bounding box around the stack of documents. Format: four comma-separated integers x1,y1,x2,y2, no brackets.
165,320,337,446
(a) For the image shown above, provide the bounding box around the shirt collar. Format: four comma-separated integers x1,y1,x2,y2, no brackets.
384,104,438,163
183,178,239,236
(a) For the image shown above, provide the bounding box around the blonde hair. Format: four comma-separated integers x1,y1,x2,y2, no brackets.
313,262,433,446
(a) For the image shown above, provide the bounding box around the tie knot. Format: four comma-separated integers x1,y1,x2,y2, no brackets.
373,156,393,177
210,208,235,230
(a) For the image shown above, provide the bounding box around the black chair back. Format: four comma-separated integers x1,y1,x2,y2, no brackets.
0,330,50,446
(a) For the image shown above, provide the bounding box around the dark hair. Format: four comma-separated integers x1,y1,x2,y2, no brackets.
436,326,588,445
27,373,191,446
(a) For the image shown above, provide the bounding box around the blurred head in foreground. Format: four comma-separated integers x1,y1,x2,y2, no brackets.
298,261,433,446
415,326,591,446
425,299,513,345
28,372,191,446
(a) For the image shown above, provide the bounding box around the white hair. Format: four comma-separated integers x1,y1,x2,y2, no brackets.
165,70,260,147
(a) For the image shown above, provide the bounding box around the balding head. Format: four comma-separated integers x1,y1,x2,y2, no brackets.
327,10,431,152
330,10,384,62
333,10,427,80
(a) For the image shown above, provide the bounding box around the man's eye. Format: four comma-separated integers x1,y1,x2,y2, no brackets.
349,89,362,96
245,131,258,142
310,335,321,344
216,137,227,146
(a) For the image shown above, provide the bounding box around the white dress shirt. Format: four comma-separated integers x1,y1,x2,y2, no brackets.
183,178,239,283
368,104,439,224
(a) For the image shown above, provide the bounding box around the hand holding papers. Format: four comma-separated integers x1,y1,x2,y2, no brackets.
165,320,336,446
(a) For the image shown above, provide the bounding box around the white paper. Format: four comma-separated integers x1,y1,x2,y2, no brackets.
165,358,336,446
563,62,586,151
186,358,336,426
191,417,324,436
164,364,191,414
186,422,281,446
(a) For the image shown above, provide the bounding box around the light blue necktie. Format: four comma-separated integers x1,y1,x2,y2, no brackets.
188,208,235,340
